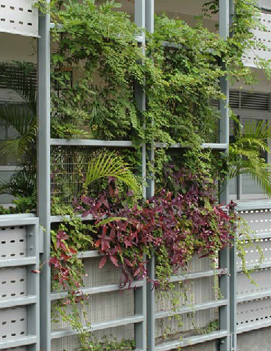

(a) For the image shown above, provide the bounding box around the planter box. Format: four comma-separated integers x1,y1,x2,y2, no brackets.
0,0,38,37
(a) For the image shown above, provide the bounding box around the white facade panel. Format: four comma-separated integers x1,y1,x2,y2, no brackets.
0,1,38,37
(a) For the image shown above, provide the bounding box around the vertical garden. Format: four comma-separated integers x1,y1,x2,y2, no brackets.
0,0,270,350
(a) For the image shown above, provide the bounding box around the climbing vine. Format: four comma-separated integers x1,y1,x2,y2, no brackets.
1,0,268,348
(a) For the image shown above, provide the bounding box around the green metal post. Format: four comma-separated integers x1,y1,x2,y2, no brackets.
135,1,147,349
219,1,231,350
38,3,51,351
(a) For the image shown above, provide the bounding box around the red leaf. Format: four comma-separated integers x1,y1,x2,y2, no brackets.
133,267,141,277
109,255,119,267
99,256,107,269
124,258,133,267
31,270,41,274
95,239,101,248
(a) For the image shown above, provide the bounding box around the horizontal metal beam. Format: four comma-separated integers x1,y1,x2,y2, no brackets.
155,330,229,351
50,139,135,147
238,232,271,241
237,319,271,334
155,299,228,319
0,257,37,268
50,23,144,43
77,250,101,259
169,268,227,282
51,314,145,339
154,142,228,150
237,289,271,303
237,261,271,272
236,201,271,211
0,217,38,227
201,143,228,150
0,295,37,309
51,280,144,301
0,335,37,350
0,213,36,220
50,214,94,223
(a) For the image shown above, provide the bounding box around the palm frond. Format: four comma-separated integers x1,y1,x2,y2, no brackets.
229,119,271,197
0,104,35,135
0,168,36,198
85,151,138,191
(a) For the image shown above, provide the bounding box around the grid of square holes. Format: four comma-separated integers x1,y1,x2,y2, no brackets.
0,267,27,300
243,13,271,67
0,226,27,260
237,298,271,326
0,0,38,37
0,307,27,340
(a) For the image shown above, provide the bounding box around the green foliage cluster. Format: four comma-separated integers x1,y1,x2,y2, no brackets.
0,0,270,347
45,0,269,146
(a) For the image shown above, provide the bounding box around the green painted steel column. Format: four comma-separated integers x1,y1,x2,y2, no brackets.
229,1,237,348
38,3,51,351
145,1,155,351
135,1,147,349
219,1,232,350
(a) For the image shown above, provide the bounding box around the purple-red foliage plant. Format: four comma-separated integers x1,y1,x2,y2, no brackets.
71,170,236,288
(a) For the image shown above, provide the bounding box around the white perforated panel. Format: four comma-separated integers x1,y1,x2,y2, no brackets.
0,0,38,37
0,267,27,299
237,269,271,296
0,307,27,340
238,209,271,233
236,238,271,269
237,298,271,327
243,13,271,67
0,226,27,260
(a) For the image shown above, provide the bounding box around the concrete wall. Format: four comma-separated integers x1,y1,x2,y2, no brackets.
238,328,271,351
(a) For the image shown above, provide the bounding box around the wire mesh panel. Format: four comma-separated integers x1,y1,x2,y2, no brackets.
0,0,38,37
243,13,271,67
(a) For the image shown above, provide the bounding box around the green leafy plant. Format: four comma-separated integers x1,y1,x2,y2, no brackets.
229,119,271,196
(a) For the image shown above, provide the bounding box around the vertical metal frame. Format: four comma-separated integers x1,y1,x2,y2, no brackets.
35,1,237,351
135,2,147,349
144,2,156,351
219,1,237,350
38,2,51,351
